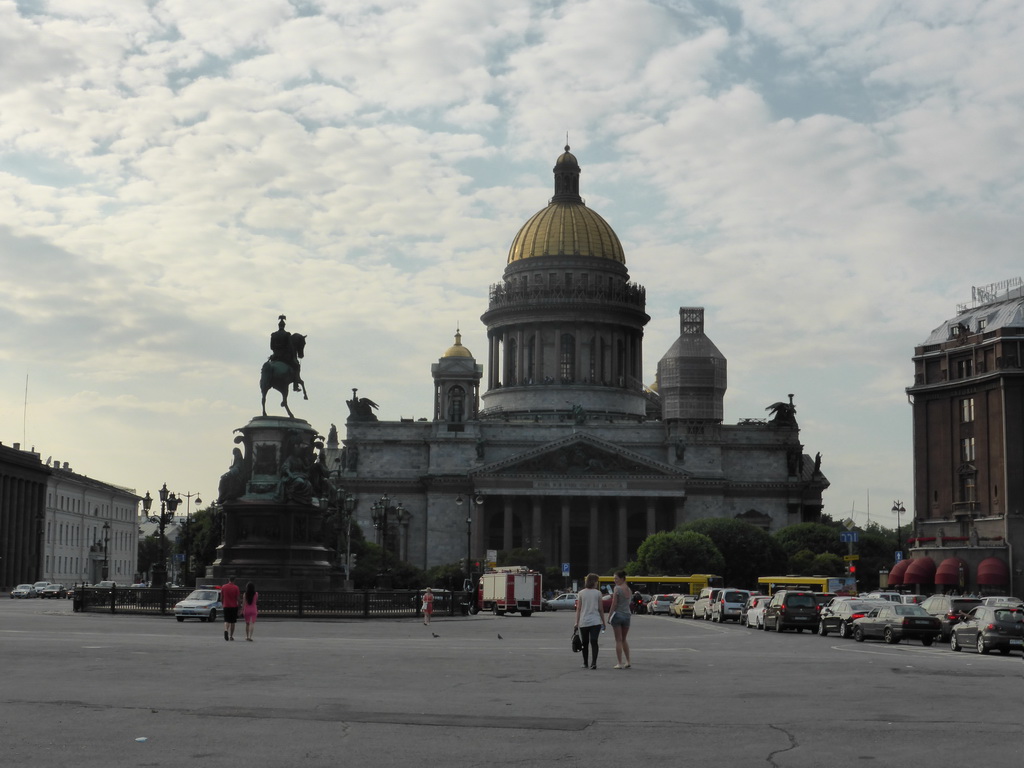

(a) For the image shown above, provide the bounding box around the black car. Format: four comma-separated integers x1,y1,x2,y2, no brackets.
852,604,941,645
949,606,1024,655
919,594,983,640
818,599,881,639
763,590,818,633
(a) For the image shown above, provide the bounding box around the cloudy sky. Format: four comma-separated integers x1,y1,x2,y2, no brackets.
2,0,1022,531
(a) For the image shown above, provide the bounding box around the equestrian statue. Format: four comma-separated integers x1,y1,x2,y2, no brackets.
261,314,308,417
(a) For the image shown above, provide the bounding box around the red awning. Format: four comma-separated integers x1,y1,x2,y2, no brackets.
903,556,937,585
935,557,969,586
977,557,1010,586
887,558,911,586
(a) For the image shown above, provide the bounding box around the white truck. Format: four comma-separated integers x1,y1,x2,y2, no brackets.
471,566,543,617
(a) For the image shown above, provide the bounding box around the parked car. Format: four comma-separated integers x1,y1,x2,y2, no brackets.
173,589,223,622
11,584,36,599
92,581,119,589
647,594,678,615
670,594,696,618
40,583,67,599
980,595,1024,609
852,604,942,645
711,589,751,623
901,594,925,605
818,599,884,639
544,592,577,612
860,591,903,603
32,581,51,596
949,605,1024,655
919,594,983,640
763,590,818,632
743,595,771,629
693,587,722,620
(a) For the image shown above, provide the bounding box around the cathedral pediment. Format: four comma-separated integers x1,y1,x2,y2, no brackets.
471,433,684,478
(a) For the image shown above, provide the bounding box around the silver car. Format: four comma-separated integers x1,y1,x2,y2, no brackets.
173,589,223,622
11,584,36,599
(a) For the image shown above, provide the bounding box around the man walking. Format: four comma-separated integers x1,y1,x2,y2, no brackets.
221,576,240,641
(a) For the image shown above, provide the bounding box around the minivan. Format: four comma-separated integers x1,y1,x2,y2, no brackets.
711,589,751,623
693,587,722,620
763,590,818,632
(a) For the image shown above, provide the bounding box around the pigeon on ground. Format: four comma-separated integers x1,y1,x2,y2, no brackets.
497,633,503,640
432,632,439,638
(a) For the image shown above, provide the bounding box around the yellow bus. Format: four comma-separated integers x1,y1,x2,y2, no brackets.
599,574,724,595
756,575,857,596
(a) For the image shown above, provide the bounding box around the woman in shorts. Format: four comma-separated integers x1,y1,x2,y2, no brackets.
609,570,632,668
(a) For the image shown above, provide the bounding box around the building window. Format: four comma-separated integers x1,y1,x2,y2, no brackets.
979,318,987,330
960,397,975,422
956,358,973,378
960,437,975,463
447,386,465,423
959,474,977,503
560,333,575,381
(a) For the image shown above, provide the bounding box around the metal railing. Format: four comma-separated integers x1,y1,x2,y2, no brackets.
74,586,460,619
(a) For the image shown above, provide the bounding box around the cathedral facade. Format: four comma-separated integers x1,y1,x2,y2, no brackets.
331,148,829,578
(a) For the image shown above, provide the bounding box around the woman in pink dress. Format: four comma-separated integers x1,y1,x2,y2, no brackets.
422,587,434,626
243,582,258,641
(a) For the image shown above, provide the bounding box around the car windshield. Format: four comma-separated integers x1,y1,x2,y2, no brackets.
186,590,220,601
17,584,32,590
951,598,982,611
894,605,928,616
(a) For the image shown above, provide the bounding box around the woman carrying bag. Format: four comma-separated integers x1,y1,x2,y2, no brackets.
573,573,606,670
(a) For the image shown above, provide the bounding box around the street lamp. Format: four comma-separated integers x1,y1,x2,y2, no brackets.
371,494,404,587
179,491,202,586
891,500,906,560
343,493,356,586
101,521,110,581
457,494,485,579
145,483,181,588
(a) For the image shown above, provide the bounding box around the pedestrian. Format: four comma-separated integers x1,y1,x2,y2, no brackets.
422,587,434,625
609,570,632,668
243,581,258,641
221,576,240,641
573,572,606,670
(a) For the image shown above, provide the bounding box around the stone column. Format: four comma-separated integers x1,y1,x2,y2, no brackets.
560,498,570,566
588,497,599,573
617,498,629,565
503,496,514,551
532,498,543,553
646,498,656,537
674,497,687,528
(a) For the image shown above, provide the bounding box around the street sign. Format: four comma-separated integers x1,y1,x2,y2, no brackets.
562,562,570,576
486,549,497,567
843,517,856,530
844,554,860,561
840,531,859,543
895,551,903,562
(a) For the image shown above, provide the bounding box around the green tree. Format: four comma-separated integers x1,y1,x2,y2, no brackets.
631,531,725,576
497,547,546,572
788,548,816,575
137,534,165,579
773,522,845,558
807,553,844,576
678,519,788,588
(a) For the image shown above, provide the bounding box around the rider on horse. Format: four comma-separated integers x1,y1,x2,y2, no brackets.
270,315,302,392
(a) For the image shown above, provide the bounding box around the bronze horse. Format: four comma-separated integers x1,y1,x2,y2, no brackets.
261,332,307,417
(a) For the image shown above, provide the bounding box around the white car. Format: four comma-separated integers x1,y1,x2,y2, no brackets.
743,595,772,629
32,581,51,596
711,589,751,623
11,584,36,599
860,591,902,603
544,593,577,611
647,594,679,615
174,589,223,622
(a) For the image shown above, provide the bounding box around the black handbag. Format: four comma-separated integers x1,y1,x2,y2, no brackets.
571,628,582,653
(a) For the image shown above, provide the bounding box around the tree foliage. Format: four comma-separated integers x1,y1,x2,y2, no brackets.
630,531,725,576
772,523,845,558
677,519,788,588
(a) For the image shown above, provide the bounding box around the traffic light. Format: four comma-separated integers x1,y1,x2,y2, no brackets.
848,564,857,575
349,554,357,569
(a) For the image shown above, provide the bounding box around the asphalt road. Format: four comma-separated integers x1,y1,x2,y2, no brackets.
2,598,1021,767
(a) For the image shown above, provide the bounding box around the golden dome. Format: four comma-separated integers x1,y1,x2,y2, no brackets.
507,145,624,264
442,329,473,358
508,202,625,264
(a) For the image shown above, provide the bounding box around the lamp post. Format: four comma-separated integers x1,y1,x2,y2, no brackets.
101,521,110,581
179,491,202,587
343,493,356,587
371,494,404,589
145,483,181,588
457,494,485,579
891,500,906,561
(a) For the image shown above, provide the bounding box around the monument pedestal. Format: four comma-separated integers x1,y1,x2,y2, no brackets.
209,415,333,591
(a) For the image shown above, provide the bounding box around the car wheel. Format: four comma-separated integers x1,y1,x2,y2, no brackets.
818,622,828,637
950,632,961,651
839,622,850,639
775,619,784,633
884,628,899,645
921,637,934,647
176,617,185,622
796,628,804,633
854,627,865,642
209,609,217,622
977,635,989,655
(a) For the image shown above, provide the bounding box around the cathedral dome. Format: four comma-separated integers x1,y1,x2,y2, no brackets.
442,329,473,358
507,146,625,265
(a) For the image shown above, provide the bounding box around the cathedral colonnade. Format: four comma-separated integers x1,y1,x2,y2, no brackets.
469,491,684,578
